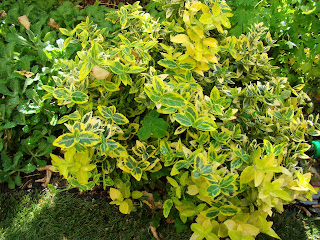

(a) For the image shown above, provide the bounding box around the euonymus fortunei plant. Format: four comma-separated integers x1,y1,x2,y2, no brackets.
44,1,320,239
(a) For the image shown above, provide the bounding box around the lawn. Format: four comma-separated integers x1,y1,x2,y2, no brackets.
1,189,320,240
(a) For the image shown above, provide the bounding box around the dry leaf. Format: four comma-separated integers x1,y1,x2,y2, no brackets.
18,15,30,30
36,165,53,188
150,222,160,240
91,66,111,80
75,5,83,10
0,10,7,18
48,18,59,29
14,70,34,78
142,191,163,210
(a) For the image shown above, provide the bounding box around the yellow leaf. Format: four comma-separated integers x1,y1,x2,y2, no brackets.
171,34,190,44
254,171,264,187
203,38,218,48
110,188,123,201
14,70,34,78
212,2,221,17
187,185,199,195
240,166,255,184
119,199,133,214
238,224,260,237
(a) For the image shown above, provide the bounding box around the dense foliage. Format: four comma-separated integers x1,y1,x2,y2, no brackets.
227,0,320,95
0,0,114,188
1,0,319,239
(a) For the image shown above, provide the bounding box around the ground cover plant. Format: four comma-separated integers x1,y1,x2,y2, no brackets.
1,0,320,239
0,0,116,188
40,0,320,239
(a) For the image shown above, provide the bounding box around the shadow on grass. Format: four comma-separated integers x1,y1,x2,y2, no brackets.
0,190,192,240
1,190,320,240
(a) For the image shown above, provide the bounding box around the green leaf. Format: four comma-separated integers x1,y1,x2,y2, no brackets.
152,76,165,95
59,28,70,36
98,106,116,119
127,66,146,74
220,174,237,188
207,184,220,197
112,113,129,125
108,61,125,74
79,132,101,146
71,91,89,104
163,199,173,218
206,207,220,218
162,92,186,107
53,88,71,100
173,113,192,127
194,117,217,131
264,139,273,155
137,110,168,140
53,133,75,148
158,59,178,69
144,86,162,102
220,205,240,216
20,163,37,174
104,82,120,92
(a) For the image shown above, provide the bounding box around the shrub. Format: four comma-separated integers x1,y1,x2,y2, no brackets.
46,1,318,239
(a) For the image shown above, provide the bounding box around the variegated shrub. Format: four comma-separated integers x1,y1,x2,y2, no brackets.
44,1,319,239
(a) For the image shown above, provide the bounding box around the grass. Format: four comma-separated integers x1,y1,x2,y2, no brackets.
0,190,192,240
0,190,320,240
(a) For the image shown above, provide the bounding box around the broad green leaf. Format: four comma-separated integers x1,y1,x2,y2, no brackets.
163,199,173,218
264,139,273,155
220,174,238,188
173,113,192,127
152,76,165,94
138,110,168,140
108,61,125,74
158,59,178,69
207,184,220,197
20,163,37,174
53,133,75,148
206,207,220,218
112,113,129,125
127,66,146,74
220,205,240,216
104,82,120,92
79,131,101,146
162,92,186,107
144,86,162,102
194,117,217,131
59,28,70,36
71,91,89,104
98,106,116,119
53,88,70,100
